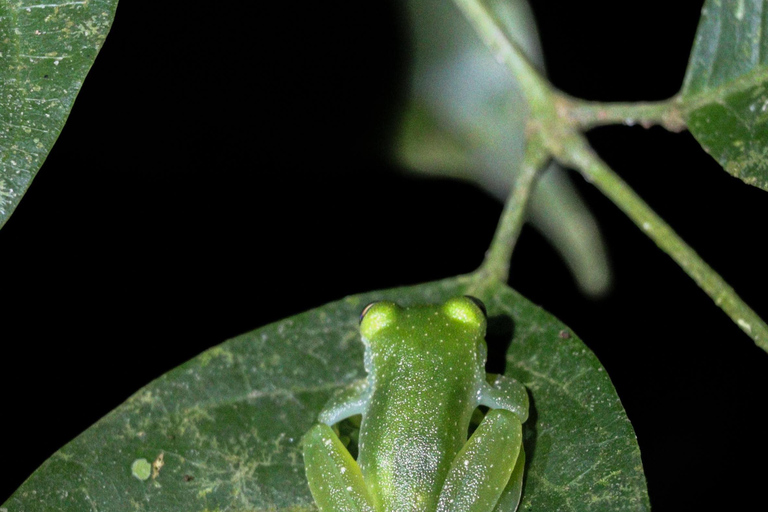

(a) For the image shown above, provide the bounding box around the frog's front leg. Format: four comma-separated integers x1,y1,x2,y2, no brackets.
479,373,529,423
317,379,370,425
303,380,376,512
303,423,377,512
436,409,524,512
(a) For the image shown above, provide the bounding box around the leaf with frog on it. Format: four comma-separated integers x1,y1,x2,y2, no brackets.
0,0,119,230
681,0,768,191
2,277,648,511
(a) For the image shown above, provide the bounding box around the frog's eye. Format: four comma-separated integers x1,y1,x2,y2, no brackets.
359,301,399,340
442,296,487,331
359,301,380,324
463,295,487,318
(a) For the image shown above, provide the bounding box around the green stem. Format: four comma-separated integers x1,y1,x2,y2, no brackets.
452,0,768,351
452,0,688,133
561,136,768,351
451,0,551,108
475,138,549,286
563,95,687,132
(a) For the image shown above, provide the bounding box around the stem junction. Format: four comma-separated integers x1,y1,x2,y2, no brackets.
454,0,768,351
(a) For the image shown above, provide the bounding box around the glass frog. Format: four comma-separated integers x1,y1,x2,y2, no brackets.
303,296,529,512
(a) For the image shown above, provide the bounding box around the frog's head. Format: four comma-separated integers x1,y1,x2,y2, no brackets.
359,296,487,372
359,296,487,343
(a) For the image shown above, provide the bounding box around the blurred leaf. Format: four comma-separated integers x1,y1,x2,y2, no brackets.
2,277,648,511
681,0,768,190
396,0,611,296
0,0,118,229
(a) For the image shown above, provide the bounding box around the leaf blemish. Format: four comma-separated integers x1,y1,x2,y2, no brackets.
152,452,165,479
131,458,151,481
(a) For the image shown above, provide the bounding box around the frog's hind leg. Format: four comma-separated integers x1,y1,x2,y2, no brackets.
492,446,525,512
436,409,523,512
303,423,377,512
479,373,529,423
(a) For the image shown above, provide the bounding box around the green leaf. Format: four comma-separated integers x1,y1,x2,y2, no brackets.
0,0,118,229
2,277,648,511
681,0,768,190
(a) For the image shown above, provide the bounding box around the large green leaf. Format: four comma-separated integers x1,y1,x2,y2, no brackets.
0,0,118,229
681,0,768,190
2,277,648,511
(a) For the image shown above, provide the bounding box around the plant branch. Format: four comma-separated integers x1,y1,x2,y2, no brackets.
453,0,768,351
559,135,768,351
451,0,551,108
453,0,688,133
561,95,688,132
475,138,549,287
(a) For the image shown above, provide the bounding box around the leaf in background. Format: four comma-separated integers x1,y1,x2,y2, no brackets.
396,0,611,297
2,277,648,511
0,0,118,229
681,0,768,191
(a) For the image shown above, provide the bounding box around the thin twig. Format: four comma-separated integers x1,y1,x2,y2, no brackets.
560,136,768,351
451,0,551,109
473,137,549,287
562,95,687,132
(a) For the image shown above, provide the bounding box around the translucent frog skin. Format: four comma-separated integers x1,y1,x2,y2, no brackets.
303,297,529,512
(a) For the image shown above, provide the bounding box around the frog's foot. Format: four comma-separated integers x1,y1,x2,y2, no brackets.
302,423,377,512
492,446,525,512
436,409,523,512
479,373,529,423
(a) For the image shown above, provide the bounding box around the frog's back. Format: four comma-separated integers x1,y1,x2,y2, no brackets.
357,301,487,511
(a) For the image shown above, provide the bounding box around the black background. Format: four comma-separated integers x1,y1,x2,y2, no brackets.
2,0,767,508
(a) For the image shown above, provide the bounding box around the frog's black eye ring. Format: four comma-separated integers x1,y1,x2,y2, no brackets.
463,295,487,318
360,301,380,324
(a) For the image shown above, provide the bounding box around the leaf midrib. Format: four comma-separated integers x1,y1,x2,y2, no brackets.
682,62,768,113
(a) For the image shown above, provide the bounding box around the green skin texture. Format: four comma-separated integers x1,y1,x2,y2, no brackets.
303,297,529,512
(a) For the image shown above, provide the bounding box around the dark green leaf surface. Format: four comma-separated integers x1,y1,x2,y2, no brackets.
0,0,118,229
681,0,768,190
2,278,648,511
